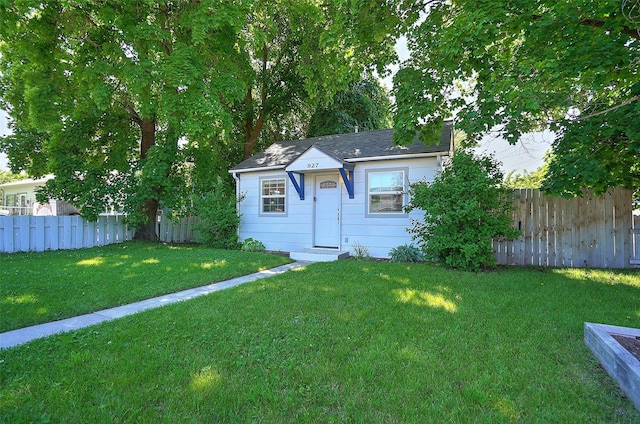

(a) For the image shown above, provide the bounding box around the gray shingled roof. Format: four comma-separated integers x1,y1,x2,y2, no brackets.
230,121,454,172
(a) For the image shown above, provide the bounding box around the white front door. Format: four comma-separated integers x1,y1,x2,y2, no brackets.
314,173,341,248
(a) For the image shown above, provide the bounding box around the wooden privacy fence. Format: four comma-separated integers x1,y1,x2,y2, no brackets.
0,215,200,254
0,215,134,253
157,214,200,244
493,188,635,268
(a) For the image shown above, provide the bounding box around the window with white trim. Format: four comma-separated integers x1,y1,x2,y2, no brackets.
367,169,406,214
261,178,286,214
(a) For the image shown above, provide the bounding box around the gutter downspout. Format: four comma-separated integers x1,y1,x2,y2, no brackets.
231,171,241,240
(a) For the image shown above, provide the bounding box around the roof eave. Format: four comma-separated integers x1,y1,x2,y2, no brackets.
346,151,451,163
0,175,54,188
229,165,285,174
229,151,451,173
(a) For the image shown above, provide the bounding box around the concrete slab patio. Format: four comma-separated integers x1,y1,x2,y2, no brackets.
0,261,310,350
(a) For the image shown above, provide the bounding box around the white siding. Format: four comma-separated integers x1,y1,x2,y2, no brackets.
340,158,439,258
235,157,441,257
286,146,344,172
237,170,314,253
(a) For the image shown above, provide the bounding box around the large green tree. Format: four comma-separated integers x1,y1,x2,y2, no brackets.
234,0,400,160
504,166,548,189
394,0,640,194
306,77,392,137
0,1,250,239
0,169,24,184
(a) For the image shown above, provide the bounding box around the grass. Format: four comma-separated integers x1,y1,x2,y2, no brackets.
0,261,639,422
0,241,291,332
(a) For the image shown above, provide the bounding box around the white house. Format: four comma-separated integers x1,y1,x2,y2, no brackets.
229,122,454,260
0,175,79,216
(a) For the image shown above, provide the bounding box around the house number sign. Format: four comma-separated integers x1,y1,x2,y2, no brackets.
307,162,319,169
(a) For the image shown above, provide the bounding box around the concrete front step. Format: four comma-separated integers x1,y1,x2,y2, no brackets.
290,248,350,262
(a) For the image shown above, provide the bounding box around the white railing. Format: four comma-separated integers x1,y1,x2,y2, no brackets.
0,206,31,216
0,199,81,216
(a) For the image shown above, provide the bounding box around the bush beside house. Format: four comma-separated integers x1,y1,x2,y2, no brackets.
407,150,520,271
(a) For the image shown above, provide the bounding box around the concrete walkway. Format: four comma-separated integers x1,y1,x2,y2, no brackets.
0,261,310,350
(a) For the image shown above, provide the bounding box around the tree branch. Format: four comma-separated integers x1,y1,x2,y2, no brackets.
159,3,173,55
580,18,640,40
82,36,101,49
161,39,172,56
561,95,640,122
530,15,640,40
120,101,142,126
575,95,640,120
261,43,269,104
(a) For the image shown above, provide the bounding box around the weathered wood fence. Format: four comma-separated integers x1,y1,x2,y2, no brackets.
157,214,200,244
0,215,199,253
493,188,636,268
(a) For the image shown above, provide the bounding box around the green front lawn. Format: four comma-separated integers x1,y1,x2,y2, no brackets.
1,260,640,422
0,241,291,332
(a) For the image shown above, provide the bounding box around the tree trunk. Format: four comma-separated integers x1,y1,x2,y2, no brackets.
241,71,268,160
134,197,160,241
133,118,159,241
140,118,156,160
243,113,265,160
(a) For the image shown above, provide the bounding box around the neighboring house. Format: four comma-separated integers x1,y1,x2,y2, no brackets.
0,175,79,216
229,122,454,259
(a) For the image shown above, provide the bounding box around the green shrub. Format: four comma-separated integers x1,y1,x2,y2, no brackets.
241,238,265,252
389,244,424,263
407,150,520,271
192,178,244,249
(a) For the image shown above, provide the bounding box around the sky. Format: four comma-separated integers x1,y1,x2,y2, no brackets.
474,131,553,175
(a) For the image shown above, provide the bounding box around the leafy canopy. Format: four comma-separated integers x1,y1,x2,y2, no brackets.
0,170,25,185
540,104,640,196
233,0,401,160
394,0,640,195
307,77,393,137
504,166,548,189
0,1,250,237
407,150,520,271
